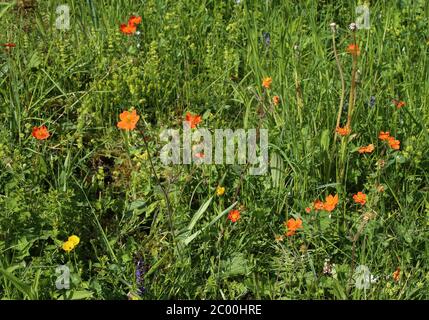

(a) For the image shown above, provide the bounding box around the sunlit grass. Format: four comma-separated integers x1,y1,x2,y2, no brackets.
0,0,428,299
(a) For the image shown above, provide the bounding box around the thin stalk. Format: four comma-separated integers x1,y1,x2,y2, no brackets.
347,211,370,295
138,127,178,255
332,31,346,141
337,136,348,184
346,33,358,128
293,47,303,124
294,69,303,124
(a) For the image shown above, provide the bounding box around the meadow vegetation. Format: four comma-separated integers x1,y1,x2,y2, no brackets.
0,0,428,299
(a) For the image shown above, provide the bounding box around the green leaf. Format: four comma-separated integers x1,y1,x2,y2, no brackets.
320,214,331,232
128,199,146,216
180,201,237,247
0,1,15,19
187,196,213,232
27,52,42,70
320,129,330,151
0,268,34,299
270,151,284,188
219,253,250,278
69,290,94,300
57,290,94,300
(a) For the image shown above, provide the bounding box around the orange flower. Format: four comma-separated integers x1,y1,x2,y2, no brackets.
272,95,280,105
313,199,324,211
393,267,401,282
353,192,367,205
346,44,360,56
128,15,142,26
323,194,339,212
1,43,16,48
117,109,140,130
378,131,390,141
284,218,303,237
185,112,202,129
336,126,351,136
32,125,50,140
388,136,400,150
120,15,142,34
120,23,137,34
358,144,374,154
305,207,311,213
262,77,272,89
392,99,405,109
228,209,240,223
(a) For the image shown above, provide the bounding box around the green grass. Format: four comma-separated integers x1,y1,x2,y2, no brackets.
0,0,428,299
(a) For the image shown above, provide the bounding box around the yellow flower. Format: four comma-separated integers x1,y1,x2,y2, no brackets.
62,240,75,252
68,235,80,246
216,186,225,196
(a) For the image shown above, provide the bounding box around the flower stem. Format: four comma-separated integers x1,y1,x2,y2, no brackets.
138,127,178,254
332,32,346,141
346,33,358,128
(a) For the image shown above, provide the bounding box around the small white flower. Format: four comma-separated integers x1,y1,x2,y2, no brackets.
330,22,337,32
136,31,141,36
349,22,357,31
323,259,334,275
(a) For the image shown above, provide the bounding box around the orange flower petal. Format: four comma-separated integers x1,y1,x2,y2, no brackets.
336,126,351,136
117,110,139,130
228,209,241,222
285,218,303,236
358,144,374,154
353,192,367,205
323,194,338,212
185,112,202,129
346,44,360,56
378,131,390,141
262,77,272,89
273,95,280,105
314,199,324,211
120,23,137,34
32,125,50,140
388,137,400,150
128,15,142,26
